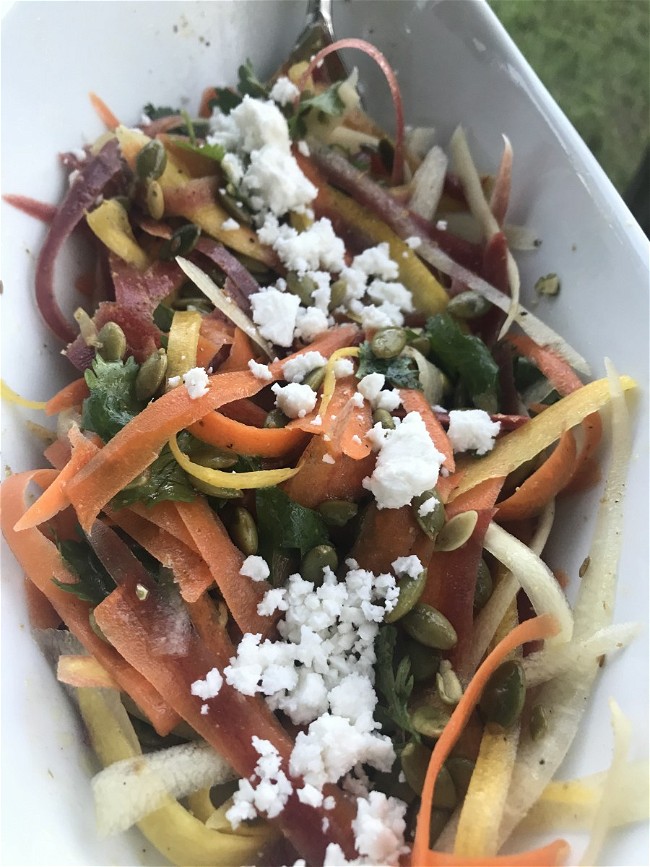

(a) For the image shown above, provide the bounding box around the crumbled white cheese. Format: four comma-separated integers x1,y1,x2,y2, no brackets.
297,139,310,157
259,215,346,274
282,351,327,383
447,409,501,455
351,434,362,445
190,667,223,700
294,306,330,342
221,152,245,185
436,219,448,231
312,414,323,426
392,555,424,580
240,555,270,582
167,375,181,388
349,391,365,409
308,270,332,313
356,301,404,330
221,217,240,231
200,703,209,715
269,76,300,106
374,389,402,413
357,373,385,404
257,588,290,617
352,243,399,281
322,453,336,465
363,412,445,509
333,358,355,378
296,783,324,808
366,279,413,313
182,367,210,400
417,494,440,517
405,235,422,249
352,791,409,865
272,382,318,418
209,95,290,154
250,287,300,347
243,145,317,216
247,359,273,381
226,736,293,828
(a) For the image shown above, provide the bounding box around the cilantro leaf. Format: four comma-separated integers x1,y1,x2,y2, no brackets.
53,537,115,606
111,433,196,510
237,59,269,100
82,355,144,442
374,625,420,743
288,82,346,139
357,341,421,390
143,103,180,120
425,313,500,413
255,487,329,558
173,140,226,162
208,88,242,115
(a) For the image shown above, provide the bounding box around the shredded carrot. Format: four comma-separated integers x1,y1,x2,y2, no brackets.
400,388,455,471
506,333,583,396
199,86,219,118
89,92,121,130
218,327,256,373
562,412,603,495
412,613,563,866
44,377,90,416
1,470,180,735
188,410,309,457
411,839,570,866
128,501,199,552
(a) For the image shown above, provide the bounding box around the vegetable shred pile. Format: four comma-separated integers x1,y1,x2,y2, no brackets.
2,33,646,867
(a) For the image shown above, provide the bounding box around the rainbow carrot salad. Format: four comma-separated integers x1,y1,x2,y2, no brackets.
2,37,647,867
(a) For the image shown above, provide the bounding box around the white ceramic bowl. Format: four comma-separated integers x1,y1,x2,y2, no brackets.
1,2,648,865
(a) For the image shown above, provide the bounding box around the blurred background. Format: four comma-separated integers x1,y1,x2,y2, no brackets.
488,0,649,235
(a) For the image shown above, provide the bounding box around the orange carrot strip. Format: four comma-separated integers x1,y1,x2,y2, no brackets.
283,437,375,508
412,613,562,865
400,388,455,471
188,411,309,457
173,498,274,636
44,378,89,416
220,397,268,426
199,86,219,118
496,430,577,522
89,92,120,130
506,333,583,396
1,470,180,735
24,576,61,629
446,476,505,518
562,411,603,495
128,501,199,553
218,327,256,373
57,654,119,690
107,507,214,603
13,427,100,531
44,437,72,470
412,839,569,867
351,503,425,574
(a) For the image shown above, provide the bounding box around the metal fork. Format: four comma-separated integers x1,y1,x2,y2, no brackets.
282,0,347,81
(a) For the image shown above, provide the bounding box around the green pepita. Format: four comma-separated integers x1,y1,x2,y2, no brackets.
372,408,395,429
447,290,491,320
402,603,458,650
145,179,165,220
412,490,445,541
187,443,238,470
135,349,168,401
431,763,458,810
218,190,252,226
74,307,100,347
97,321,127,361
371,326,408,359
264,408,290,429
445,756,475,800
302,366,327,391
529,704,548,741
135,139,167,181
88,609,109,643
318,499,359,527
434,510,478,552
400,740,432,794
408,334,431,357
436,660,463,706
473,558,493,613
228,506,258,556
385,569,427,623
190,477,243,499
479,659,526,730
404,637,441,683
329,279,347,311
161,223,201,259
301,544,338,585
411,698,452,739
286,271,317,306
429,807,450,847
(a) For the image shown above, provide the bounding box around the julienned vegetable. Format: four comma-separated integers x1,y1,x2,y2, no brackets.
1,31,646,867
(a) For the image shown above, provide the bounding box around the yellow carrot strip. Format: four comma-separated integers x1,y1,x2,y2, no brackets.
168,433,301,489
451,375,636,499
57,655,119,690
166,310,203,383
86,199,150,270
319,346,360,419
0,379,47,410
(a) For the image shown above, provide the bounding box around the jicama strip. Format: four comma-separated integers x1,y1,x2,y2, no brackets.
451,376,635,499
449,127,520,338
92,739,235,836
483,521,573,643
57,654,119,690
497,362,634,847
409,145,448,220
580,700,632,865
522,622,641,687
77,687,279,866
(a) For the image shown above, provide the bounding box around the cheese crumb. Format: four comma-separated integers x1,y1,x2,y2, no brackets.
282,351,327,383
269,76,300,106
182,367,210,400
247,359,273,381
352,243,399,280
272,382,318,418
297,140,310,157
405,235,422,249
190,667,223,700
226,737,293,828
333,358,354,378
322,453,336,465
221,217,240,231
167,375,181,388
250,288,300,347
392,555,424,580
447,409,501,455
417,494,440,517
200,703,209,715
240,555,270,582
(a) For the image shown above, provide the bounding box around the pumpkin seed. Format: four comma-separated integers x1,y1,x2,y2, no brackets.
400,740,432,794
190,477,242,499
436,660,463,706
228,506,258,556
135,349,168,401
371,326,407,359
329,279,347,311
74,307,100,347
446,756,475,800
429,808,450,847
218,190,252,226
473,558,493,612
408,334,431,357
318,499,358,527
302,366,326,391
301,544,338,585
286,271,317,306
529,704,548,741
479,659,526,729
431,763,458,809
161,223,201,259
136,139,167,181
264,408,289,429
385,569,427,623
372,408,395,429
187,443,238,470
404,637,441,682
434,510,478,552
97,321,127,361
411,697,452,739
145,179,165,220
402,603,458,650
412,490,445,541
447,290,491,320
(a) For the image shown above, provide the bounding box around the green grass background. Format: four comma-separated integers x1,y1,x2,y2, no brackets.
488,0,649,194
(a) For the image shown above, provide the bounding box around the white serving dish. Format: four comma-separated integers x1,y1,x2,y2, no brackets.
1,2,647,865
